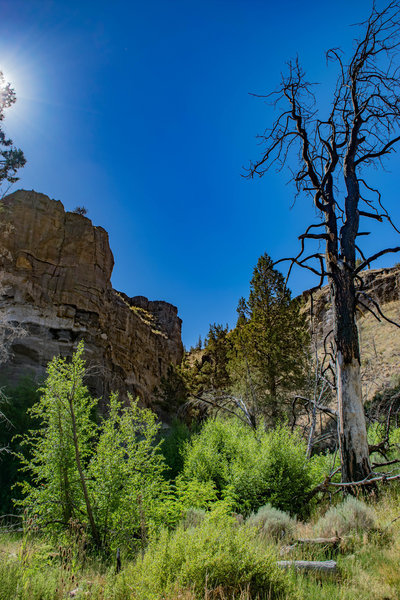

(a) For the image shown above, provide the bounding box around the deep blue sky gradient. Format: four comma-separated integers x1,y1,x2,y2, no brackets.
1,0,400,348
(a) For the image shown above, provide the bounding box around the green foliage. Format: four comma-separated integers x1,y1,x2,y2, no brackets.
172,256,310,425
0,558,59,600
180,417,322,516
88,392,170,552
0,377,40,513
367,421,386,446
367,422,400,473
118,514,295,600
158,364,189,412
246,503,296,541
202,323,232,391
315,497,377,538
174,476,219,511
16,343,97,534
180,507,206,529
159,419,193,479
229,253,309,421
0,71,26,189
17,343,171,553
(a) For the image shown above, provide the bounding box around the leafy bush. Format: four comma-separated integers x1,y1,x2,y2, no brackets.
246,503,296,541
17,345,98,539
367,423,400,473
368,421,386,446
17,344,171,553
160,419,194,479
88,392,171,552
315,496,377,538
116,514,296,600
181,417,321,515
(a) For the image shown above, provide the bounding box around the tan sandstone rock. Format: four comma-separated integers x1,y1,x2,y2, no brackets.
0,190,184,412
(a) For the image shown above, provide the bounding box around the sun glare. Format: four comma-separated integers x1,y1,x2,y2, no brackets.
1,67,24,100
0,59,35,126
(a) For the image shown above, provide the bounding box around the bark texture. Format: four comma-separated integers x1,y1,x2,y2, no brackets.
332,269,371,483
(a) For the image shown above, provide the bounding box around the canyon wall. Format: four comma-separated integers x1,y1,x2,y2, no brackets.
302,265,400,400
0,190,184,412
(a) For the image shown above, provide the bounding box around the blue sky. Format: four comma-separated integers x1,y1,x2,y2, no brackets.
1,0,400,348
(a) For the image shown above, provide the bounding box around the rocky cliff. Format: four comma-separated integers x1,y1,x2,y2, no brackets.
302,265,400,400
0,190,184,411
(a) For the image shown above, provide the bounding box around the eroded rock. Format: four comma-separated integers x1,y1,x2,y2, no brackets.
0,190,183,411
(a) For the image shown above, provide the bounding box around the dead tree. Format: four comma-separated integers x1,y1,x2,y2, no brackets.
247,2,400,485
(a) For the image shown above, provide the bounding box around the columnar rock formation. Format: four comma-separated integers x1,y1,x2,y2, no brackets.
0,190,183,410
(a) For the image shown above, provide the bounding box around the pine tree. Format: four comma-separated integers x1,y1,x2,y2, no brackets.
203,323,231,391
230,253,309,420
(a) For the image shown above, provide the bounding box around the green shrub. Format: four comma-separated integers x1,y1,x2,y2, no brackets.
180,508,206,529
174,476,219,511
368,421,386,446
246,503,296,541
367,423,400,473
17,345,172,553
181,417,321,515
116,514,296,600
315,496,377,538
160,419,194,479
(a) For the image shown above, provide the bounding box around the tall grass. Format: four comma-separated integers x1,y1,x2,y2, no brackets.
2,490,400,600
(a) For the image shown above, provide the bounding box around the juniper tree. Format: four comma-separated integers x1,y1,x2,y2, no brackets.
230,253,308,420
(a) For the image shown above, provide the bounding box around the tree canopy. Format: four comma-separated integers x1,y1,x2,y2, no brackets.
0,71,25,193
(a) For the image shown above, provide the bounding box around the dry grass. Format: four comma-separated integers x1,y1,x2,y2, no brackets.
2,490,400,599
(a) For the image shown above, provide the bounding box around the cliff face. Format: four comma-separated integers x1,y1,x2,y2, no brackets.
0,190,183,410
302,265,400,400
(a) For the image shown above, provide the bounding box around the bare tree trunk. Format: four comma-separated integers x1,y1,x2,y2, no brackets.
332,269,371,484
246,1,400,488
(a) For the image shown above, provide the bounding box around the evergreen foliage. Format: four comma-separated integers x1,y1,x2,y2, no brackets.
158,364,189,412
202,323,232,391
229,253,309,421
170,253,309,424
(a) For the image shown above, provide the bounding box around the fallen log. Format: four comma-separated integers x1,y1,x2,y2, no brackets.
280,536,340,556
297,536,340,545
277,560,337,573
